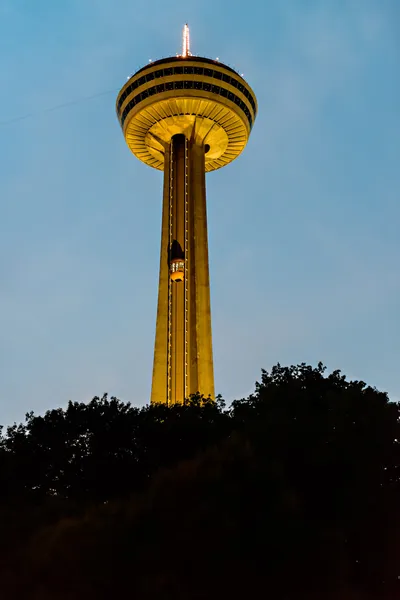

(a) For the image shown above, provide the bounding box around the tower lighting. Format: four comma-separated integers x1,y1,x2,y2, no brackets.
116,26,257,404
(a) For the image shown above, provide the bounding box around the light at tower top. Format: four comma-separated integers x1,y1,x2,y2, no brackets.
116,25,257,172
181,23,191,57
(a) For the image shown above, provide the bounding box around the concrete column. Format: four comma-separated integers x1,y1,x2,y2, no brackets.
150,146,171,404
169,135,186,404
151,135,215,405
189,141,215,399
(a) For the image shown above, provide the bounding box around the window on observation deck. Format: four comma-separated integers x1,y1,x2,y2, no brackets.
119,79,254,130
119,64,256,117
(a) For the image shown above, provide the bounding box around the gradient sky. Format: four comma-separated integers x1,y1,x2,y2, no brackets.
0,0,399,426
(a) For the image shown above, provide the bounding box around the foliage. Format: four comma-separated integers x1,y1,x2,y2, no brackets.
0,364,398,599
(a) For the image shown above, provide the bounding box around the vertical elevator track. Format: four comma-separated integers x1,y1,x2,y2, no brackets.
166,134,189,404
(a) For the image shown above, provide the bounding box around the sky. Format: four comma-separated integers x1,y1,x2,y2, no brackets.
0,0,399,425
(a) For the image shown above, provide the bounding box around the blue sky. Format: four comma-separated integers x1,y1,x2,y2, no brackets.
0,0,398,425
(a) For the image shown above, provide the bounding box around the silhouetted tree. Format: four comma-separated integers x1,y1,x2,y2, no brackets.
1,393,229,505
0,363,398,599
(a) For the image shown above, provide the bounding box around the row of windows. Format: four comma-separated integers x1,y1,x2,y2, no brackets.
119,80,254,130
117,65,256,114
134,56,240,79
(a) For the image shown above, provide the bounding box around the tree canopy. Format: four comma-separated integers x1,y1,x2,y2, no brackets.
0,363,398,599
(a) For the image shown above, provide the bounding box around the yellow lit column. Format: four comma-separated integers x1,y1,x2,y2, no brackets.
188,140,215,400
151,144,171,404
151,133,215,404
169,134,187,403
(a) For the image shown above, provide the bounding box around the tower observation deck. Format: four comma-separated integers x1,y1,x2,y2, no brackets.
116,25,257,404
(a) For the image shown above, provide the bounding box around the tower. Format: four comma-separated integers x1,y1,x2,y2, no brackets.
116,26,257,404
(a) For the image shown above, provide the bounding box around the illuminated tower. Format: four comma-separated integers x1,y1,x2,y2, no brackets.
116,26,257,404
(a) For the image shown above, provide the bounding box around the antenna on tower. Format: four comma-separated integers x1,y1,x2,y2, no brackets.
182,23,191,57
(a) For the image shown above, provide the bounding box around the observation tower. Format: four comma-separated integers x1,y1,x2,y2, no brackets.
116,25,257,404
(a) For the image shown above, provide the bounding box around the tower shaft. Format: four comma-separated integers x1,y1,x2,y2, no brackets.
151,134,214,404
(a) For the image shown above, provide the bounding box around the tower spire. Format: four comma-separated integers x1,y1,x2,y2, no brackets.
182,23,191,57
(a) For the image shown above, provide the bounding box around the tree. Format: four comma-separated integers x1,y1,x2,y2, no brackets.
1,393,229,505
0,364,398,599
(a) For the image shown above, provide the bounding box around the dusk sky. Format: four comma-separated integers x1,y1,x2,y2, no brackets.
0,0,399,426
